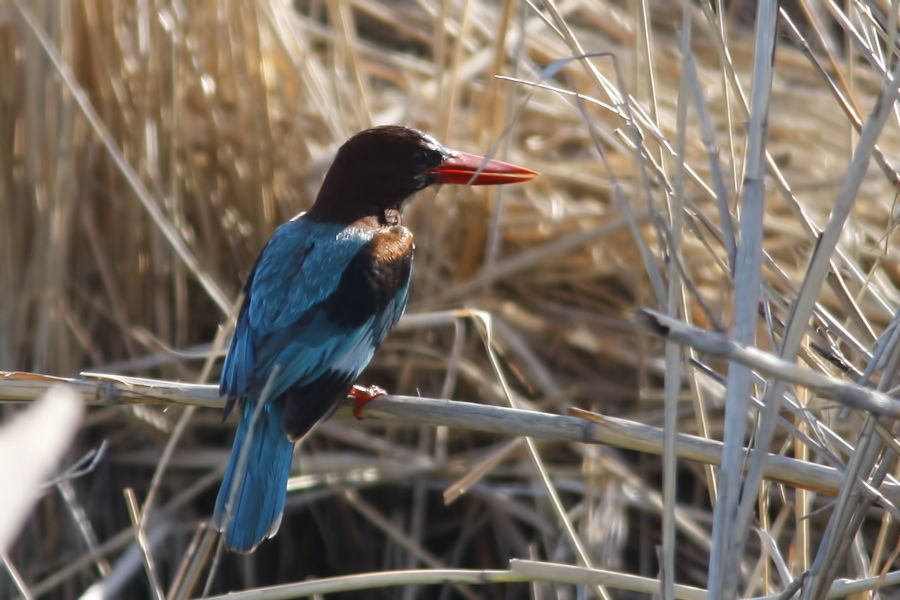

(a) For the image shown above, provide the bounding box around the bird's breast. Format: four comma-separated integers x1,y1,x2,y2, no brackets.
369,226,414,264
320,224,413,330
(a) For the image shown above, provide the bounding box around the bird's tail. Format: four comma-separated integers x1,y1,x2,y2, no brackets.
213,400,294,553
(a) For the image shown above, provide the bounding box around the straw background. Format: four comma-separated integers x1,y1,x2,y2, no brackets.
1,0,899,598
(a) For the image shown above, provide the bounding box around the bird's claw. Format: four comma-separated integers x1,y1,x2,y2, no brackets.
348,384,387,419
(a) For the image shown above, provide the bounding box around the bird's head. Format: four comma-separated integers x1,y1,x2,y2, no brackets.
308,125,537,223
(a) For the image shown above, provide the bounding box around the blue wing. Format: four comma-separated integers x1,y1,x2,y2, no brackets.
220,218,413,417
215,218,412,550
220,219,374,405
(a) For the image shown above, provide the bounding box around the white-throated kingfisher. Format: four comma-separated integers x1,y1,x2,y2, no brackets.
214,125,536,552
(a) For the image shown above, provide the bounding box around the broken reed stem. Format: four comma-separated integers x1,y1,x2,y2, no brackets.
636,310,900,418
2,370,899,505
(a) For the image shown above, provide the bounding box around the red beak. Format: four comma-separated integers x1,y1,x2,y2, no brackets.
428,151,538,186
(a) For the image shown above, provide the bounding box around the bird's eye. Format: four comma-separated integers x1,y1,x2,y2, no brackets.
416,149,432,163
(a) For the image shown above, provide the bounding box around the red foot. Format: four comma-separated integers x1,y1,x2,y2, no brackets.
348,384,387,419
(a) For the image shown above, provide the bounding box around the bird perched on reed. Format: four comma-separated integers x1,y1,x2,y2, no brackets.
214,125,537,552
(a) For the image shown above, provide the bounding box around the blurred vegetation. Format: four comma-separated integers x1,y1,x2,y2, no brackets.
1,0,898,598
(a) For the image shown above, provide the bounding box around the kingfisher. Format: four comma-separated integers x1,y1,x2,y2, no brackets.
213,125,537,552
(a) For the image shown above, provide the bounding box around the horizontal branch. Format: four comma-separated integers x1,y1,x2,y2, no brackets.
508,560,900,600
0,371,224,408
200,559,712,600
636,309,900,418
2,371,899,505
197,559,900,599
201,568,525,600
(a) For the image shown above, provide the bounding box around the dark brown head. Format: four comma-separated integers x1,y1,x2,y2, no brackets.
307,125,536,223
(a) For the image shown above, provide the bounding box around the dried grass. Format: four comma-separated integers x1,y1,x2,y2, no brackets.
1,0,898,598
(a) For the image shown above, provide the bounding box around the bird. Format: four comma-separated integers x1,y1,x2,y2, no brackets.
213,125,537,552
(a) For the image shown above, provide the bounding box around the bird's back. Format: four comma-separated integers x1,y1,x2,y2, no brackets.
221,215,414,440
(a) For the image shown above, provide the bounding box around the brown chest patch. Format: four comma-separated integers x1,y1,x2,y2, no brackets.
323,224,414,330
368,226,414,264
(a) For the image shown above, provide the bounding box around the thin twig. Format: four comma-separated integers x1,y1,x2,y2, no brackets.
636,310,900,418
1,554,34,600
123,488,165,600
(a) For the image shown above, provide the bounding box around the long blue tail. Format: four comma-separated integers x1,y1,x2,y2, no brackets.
214,401,294,553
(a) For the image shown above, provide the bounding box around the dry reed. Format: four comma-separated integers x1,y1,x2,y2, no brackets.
0,0,898,598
